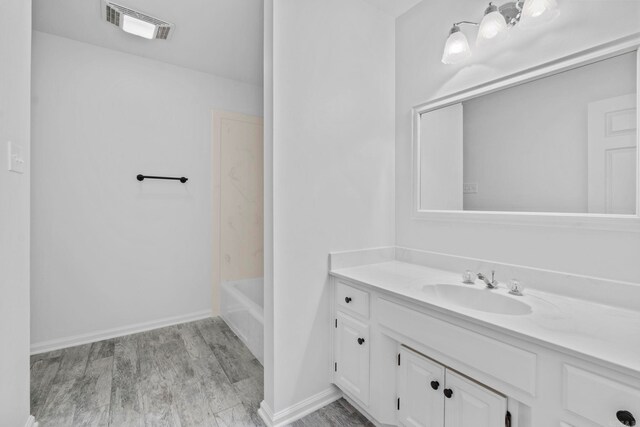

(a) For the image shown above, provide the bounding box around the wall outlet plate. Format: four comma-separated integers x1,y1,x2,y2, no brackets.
7,141,25,174
463,183,478,194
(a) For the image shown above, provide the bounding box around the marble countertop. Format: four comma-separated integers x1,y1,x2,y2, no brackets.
331,260,640,375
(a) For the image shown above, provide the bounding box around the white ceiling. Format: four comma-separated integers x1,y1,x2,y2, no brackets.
362,0,423,18
32,0,264,86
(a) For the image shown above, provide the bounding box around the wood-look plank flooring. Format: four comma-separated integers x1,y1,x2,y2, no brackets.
31,317,372,426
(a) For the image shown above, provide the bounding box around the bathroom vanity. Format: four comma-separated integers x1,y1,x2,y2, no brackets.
329,252,640,427
327,31,640,427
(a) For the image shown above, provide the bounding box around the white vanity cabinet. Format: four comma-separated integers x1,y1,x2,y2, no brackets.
333,280,371,406
334,311,370,405
330,271,640,427
397,346,445,427
397,346,506,427
443,370,507,427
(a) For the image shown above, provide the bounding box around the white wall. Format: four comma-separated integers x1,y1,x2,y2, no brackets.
462,51,637,213
31,31,263,349
0,0,32,423
397,1,640,283
264,0,395,416
263,0,275,411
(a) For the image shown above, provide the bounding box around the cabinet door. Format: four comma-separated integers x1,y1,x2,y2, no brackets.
335,311,370,405
398,347,445,427
444,370,507,427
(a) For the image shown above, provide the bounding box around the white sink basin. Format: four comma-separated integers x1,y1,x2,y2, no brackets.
421,284,532,316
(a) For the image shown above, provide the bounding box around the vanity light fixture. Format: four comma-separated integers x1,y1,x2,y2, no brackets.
441,0,559,64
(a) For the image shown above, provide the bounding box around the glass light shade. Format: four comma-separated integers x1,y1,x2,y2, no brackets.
441,29,471,65
520,0,559,26
476,10,508,45
122,15,157,39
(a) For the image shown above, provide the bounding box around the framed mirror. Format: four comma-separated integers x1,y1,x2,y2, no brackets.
413,36,640,230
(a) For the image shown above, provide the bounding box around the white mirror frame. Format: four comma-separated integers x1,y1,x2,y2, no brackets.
412,33,640,232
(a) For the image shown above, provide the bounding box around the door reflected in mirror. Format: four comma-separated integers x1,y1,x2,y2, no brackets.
418,51,638,215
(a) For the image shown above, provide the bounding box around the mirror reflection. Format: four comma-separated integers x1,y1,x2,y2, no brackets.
419,51,638,215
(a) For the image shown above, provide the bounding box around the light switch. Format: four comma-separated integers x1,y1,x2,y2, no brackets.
7,141,25,174
463,183,478,194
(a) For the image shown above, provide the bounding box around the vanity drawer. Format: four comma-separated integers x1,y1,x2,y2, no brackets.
336,280,369,319
563,364,640,427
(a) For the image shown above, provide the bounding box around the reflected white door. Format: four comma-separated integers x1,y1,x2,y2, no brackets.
588,94,637,214
419,104,463,210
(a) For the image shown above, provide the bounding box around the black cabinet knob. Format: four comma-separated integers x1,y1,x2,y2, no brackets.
430,381,440,390
357,338,365,345
617,411,636,426
345,297,352,303
443,388,453,399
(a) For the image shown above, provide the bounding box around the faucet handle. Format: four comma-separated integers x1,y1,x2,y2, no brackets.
462,270,475,284
509,279,524,296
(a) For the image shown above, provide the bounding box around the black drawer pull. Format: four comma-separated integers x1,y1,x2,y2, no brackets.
617,410,636,426
444,388,453,399
344,297,352,303
430,381,440,390
357,338,365,345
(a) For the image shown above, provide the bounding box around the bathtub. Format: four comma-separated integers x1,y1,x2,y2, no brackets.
220,278,264,364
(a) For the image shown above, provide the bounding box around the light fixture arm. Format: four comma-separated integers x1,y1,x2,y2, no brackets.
448,21,479,36
453,21,479,27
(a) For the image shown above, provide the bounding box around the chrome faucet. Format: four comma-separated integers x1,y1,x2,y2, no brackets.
477,270,499,289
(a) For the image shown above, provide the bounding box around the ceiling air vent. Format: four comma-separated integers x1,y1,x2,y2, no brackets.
101,1,174,40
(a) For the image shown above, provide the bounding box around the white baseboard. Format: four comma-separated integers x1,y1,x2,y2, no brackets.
30,310,212,355
258,386,342,427
257,401,275,427
24,415,36,427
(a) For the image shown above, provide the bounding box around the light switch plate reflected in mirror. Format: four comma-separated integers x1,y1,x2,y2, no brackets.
463,183,478,194
7,141,25,174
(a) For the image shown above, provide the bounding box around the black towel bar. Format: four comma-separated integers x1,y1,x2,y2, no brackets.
137,174,188,183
